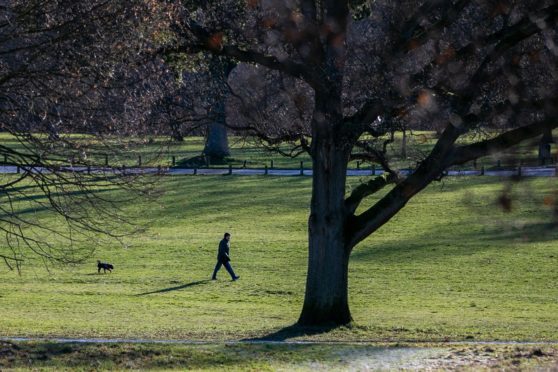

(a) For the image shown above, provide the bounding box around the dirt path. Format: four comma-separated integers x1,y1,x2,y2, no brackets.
2,336,558,345
1,337,557,371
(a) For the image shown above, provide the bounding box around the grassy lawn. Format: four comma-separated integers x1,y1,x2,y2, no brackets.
0,175,557,342
1,131,552,170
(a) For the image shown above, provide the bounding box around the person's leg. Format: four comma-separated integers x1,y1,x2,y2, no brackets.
223,261,238,280
212,261,222,279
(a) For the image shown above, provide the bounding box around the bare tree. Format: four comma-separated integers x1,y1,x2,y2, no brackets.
0,0,171,270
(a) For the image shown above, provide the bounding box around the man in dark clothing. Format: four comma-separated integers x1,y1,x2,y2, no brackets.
211,232,239,281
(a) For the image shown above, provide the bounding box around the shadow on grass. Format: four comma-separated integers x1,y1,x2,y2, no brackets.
0,341,346,370
0,187,116,219
351,219,558,264
136,280,210,296
244,323,339,342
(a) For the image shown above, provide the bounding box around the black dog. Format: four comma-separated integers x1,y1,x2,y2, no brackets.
97,260,114,273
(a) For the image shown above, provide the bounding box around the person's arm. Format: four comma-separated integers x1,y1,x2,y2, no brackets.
224,244,230,260
219,240,230,260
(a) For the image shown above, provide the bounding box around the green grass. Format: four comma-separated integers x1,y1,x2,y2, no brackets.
1,175,558,342
1,131,552,169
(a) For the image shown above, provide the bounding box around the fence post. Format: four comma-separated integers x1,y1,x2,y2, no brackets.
16,166,20,174
372,164,376,176
87,165,91,175
497,160,501,169
300,161,304,176
105,154,109,167
480,166,485,176
172,156,176,166
357,161,360,169
228,164,233,175
264,165,268,175
518,165,522,177
270,160,274,169
243,160,247,168
138,155,142,167
473,159,477,169
3,154,7,163
194,168,197,175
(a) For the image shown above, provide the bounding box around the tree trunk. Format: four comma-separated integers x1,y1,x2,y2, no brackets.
298,95,352,326
169,121,184,142
203,111,230,164
298,221,352,325
203,58,236,164
401,128,407,159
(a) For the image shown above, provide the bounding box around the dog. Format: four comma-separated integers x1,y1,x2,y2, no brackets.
97,260,114,273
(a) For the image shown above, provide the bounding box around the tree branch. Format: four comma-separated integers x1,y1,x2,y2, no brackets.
342,99,386,137
346,114,558,251
219,45,317,85
449,119,558,166
345,171,400,215
393,0,471,55
463,3,558,96
163,20,319,88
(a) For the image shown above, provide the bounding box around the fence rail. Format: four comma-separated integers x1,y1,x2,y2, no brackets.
1,152,557,177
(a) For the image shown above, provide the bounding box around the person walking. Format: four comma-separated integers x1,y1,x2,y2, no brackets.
211,232,239,281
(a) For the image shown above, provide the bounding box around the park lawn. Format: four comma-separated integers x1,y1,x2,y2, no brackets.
0,175,557,341
0,132,313,168
0,131,549,170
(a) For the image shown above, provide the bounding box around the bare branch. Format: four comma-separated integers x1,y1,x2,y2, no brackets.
449,118,558,166
344,171,400,216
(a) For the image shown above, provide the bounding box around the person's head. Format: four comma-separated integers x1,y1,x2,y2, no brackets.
224,232,231,240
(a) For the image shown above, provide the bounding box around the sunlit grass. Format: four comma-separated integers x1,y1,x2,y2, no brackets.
1,131,553,169
0,175,557,341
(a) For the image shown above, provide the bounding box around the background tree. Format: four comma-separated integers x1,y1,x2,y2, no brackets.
152,55,236,164
202,57,236,164
163,0,558,326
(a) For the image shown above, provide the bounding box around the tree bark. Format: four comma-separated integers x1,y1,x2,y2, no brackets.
298,94,353,326
203,107,230,164
203,58,235,164
401,128,407,159
298,217,352,325
169,121,184,142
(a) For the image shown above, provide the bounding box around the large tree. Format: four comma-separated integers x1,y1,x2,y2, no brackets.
168,0,558,325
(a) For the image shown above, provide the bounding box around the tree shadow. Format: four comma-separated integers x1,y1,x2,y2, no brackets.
350,219,558,264
136,280,210,296
244,323,339,342
0,188,115,218
174,155,207,168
